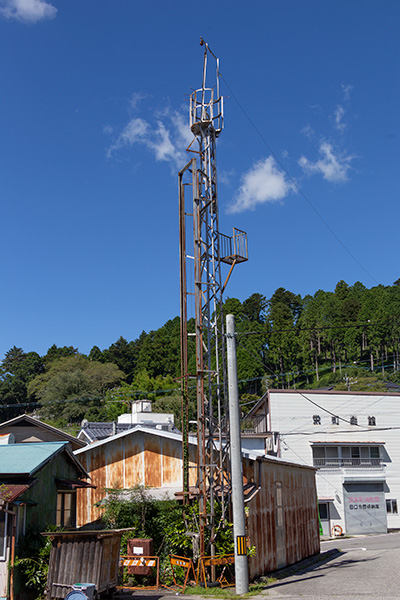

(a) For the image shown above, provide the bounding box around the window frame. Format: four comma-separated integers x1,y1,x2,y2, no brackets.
386,499,398,514
56,491,77,528
312,444,382,468
318,502,329,521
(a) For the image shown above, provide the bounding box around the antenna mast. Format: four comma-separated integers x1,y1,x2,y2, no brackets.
179,39,248,558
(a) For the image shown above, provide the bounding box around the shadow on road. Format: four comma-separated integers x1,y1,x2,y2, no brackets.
263,550,379,591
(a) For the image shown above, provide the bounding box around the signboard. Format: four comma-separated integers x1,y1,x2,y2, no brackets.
343,482,387,535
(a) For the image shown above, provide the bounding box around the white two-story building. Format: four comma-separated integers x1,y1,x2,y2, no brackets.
246,389,400,536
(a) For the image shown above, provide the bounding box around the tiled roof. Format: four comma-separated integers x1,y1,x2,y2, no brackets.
79,421,180,443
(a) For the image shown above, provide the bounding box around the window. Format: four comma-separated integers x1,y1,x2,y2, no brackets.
368,416,376,426
312,446,339,467
386,499,398,514
312,445,382,468
56,492,76,528
370,446,380,459
313,415,321,425
332,416,339,425
318,503,329,520
350,415,358,425
0,510,7,560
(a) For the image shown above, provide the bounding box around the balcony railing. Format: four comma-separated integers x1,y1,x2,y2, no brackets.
241,414,268,434
313,458,384,469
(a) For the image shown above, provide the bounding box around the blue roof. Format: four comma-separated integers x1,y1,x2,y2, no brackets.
0,442,69,476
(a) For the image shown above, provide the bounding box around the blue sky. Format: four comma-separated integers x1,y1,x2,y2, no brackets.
0,0,399,359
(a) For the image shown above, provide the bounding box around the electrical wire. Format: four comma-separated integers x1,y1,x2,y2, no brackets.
232,317,400,338
218,72,379,286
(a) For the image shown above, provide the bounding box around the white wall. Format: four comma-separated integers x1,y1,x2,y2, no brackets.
268,390,400,532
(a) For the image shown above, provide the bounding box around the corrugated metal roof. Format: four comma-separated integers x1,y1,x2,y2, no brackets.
242,448,316,469
0,441,69,475
0,482,34,503
74,425,198,455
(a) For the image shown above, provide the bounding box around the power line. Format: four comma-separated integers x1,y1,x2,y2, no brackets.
233,317,399,338
219,73,379,285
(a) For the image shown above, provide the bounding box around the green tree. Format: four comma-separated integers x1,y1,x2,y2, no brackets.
103,335,144,383
44,344,78,365
27,355,124,425
0,348,44,419
136,318,181,378
266,287,302,384
242,293,267,323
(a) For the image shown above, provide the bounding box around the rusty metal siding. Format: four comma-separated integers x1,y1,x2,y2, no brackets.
144,437,162,487
76,432,320,580
161,437,182,487
243,457,320,579
77,431,192,526
125,433,143,484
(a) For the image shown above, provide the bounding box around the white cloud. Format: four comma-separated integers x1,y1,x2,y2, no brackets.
219,168,236,186
342,84,353,101
334,105,346,132
148,121,176,162
298,142,353,183
106,106,193,169
129,92,147,111
301,124,315,139
0,0,56,22
228,157,295,213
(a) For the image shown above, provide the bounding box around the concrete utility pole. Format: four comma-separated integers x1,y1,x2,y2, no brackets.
226,313,249,594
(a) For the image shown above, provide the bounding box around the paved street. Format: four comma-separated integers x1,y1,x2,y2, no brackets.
260,532,400,599
115,533,400,600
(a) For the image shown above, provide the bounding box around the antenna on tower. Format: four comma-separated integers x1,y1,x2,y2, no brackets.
179,39,248,560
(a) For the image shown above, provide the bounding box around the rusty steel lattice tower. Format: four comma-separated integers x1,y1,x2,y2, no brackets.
179,39,248,558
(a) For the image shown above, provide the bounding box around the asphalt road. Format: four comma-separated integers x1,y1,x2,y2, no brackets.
115,533,400,600
260,532,400,599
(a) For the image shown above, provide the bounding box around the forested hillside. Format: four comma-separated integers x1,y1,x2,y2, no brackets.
1,279,400,428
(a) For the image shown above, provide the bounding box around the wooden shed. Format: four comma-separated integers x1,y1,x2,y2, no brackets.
43,530,125,599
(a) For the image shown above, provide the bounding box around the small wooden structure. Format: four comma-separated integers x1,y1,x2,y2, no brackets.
43,529,127,599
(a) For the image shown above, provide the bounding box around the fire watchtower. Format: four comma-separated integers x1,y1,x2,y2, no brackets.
179,39,248,559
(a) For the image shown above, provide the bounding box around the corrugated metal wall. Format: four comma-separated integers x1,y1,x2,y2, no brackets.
76,430,197,526
76,430,320,578
243,457,320,579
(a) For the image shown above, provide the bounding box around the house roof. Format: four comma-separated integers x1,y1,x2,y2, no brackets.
0,442,88,478
0,481,36,504
75,424,197,455
78,421,180,444
267,388,400,398
311,440,385,445
242,448,317,471
74,425,312,470
0,414,86,450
